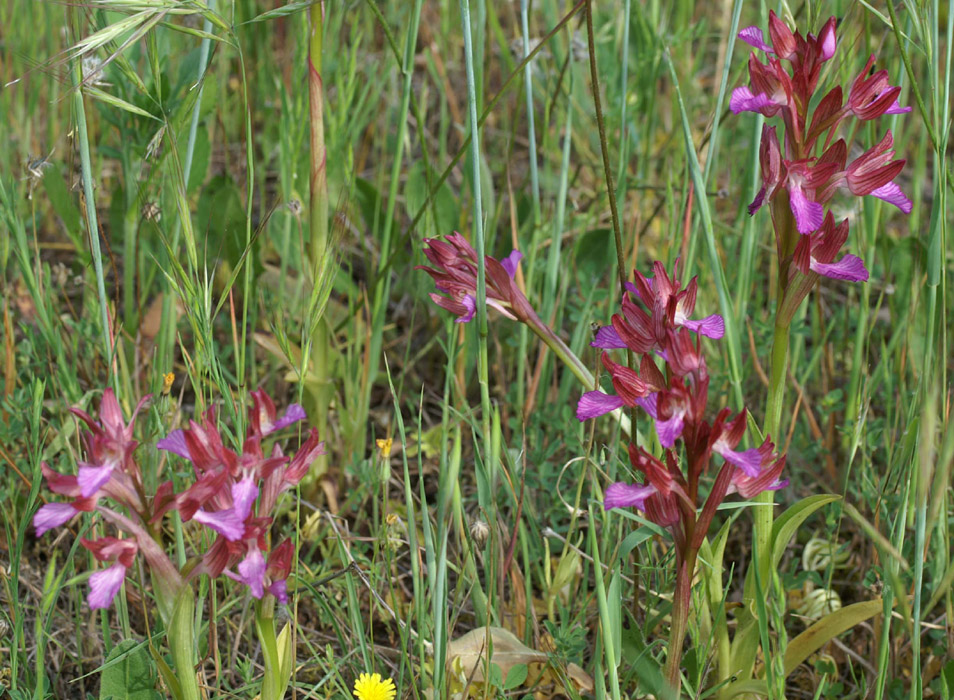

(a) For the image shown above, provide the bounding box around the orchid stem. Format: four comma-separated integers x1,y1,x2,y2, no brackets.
664,547,697,690
754,318,789,587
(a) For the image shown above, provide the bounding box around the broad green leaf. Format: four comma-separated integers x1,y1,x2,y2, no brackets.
276,622,294,696
168,586,200,700
150,649,181,700
504,663,528,690
724,598,886,698
99,640,162,700
783,598,885,676
770,494,841,574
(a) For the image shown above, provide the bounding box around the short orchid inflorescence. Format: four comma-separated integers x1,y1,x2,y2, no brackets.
731,11,911,323
578,261,786,541
34,388,323,612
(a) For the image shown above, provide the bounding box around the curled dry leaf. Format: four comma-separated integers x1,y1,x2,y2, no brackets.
446,626,593,696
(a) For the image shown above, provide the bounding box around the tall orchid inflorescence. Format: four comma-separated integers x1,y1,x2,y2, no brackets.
730,12,911,324
577,261,787,684
33,388,322,700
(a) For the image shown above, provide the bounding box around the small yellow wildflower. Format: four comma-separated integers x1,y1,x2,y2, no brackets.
161,372,175,395
353,672,396,700
376,437,393,458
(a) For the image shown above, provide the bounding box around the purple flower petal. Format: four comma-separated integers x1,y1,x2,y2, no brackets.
884,99,912,115
78,461,117,498
715,445,763,478
88,563,127,609
869,181,913,213
738,26,774,53
811,254,869,282
576,391,624,421
268,579,289,605
194,507,246,542
788,183,825,233
237,548,266,599
679,313,725,339
34,502,77,536
500,250,522,278
157,430,191,460
455,295,476,324
231,477,259,522
590,325,627,349
747,186,767,216
266,404,307,435
604,482,657,511
636,393,658,419
730,86,779,115
655,411,685,448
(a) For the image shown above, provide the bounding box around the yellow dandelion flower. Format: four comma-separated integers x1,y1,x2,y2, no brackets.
353,672,396,700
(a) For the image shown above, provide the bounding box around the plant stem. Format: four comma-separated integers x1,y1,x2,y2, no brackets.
664,547,697,690
755,319,790,576
308,1,330,475
73,51,115,387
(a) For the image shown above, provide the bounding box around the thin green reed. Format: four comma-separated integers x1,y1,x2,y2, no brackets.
365,0,423,456
458,0,497,563
157,2,214,390
543,63,572,322
517,0,541,415
72,33,116,388
615,0,631,200
665,51,744,410
701,0,744,186
584,0,626,298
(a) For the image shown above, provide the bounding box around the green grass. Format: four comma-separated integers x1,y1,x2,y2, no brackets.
0,1,951,698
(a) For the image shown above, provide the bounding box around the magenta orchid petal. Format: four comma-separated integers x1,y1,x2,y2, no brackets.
747,186,767,216
455,295,477,324
237,548,266,599
788,182,825,233
738,26,774,53
869,181,913,213
157,430,191,460
884,99,912,115
231,477,259,522
77,461,117,498
591,325,627,349
576,391,624,421
268,579,289,605
810,254,869,282
34,502,78,536
679,314,725,339
636,393,658,420
715,445,763,478
265,404,307,434
655,411,685,448
500,250,522,278
604,482,657,511
730,86,779,115
87,563,128,609
193,508,246,542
